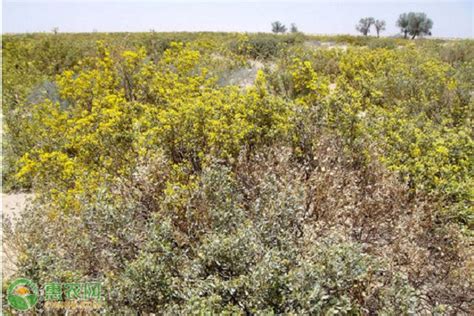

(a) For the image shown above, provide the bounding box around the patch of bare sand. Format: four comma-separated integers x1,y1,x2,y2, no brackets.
304,41,348,51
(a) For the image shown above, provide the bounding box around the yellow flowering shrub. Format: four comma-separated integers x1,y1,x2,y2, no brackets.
4,33,473,314
334,47,473,226
16,42,293,208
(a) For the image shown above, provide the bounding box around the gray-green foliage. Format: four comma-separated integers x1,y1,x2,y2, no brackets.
3,33,472,314
397,13,411,38
397,12,433,39
374,19,386,37
356,17,375,36
290,23,299,33
7,160,422,313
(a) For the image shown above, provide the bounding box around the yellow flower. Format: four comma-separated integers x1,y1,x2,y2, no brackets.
14,286,31,296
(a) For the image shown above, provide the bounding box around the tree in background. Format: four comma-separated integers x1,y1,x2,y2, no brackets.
397,13,410,38
407,12,433,39
374,19,386,37
290,23,299,33
397,12,433,39
355,17,375,36
271,21,287,34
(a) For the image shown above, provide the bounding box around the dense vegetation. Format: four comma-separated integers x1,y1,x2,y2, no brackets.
3,32,473,314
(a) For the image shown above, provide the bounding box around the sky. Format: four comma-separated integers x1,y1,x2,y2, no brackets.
2,0,473,38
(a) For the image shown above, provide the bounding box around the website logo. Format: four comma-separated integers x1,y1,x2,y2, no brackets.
7,278,39,311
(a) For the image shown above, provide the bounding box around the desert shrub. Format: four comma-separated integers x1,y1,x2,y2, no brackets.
14,42,292,207
239,43,472,226
8,142,472,313
265,46,341,101
0,33,249,189
229,34,279,59
281,45,473,226
229,33,303,60
246,35,281,59
7,156,431,313
452,60,474,107
145,38,173,61
433,41,474,65
2,34,105,189
335,47,472,225
3,33,473,314
367,37,398,49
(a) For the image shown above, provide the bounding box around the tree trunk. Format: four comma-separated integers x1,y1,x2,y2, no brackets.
411,33,416,40
403,31,408,39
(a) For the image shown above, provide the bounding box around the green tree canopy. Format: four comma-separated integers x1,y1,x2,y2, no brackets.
355,17,375,36
290,23,298,33
397,12,433,39
271,21,287,34
374,19,386,37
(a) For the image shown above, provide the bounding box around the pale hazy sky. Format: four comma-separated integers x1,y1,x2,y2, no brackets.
2,0,473,38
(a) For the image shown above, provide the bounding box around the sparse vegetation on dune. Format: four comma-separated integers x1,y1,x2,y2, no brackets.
2,32,473,313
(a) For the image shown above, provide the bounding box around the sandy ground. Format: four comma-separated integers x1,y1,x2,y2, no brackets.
304,40,349,51
2,193,32,279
